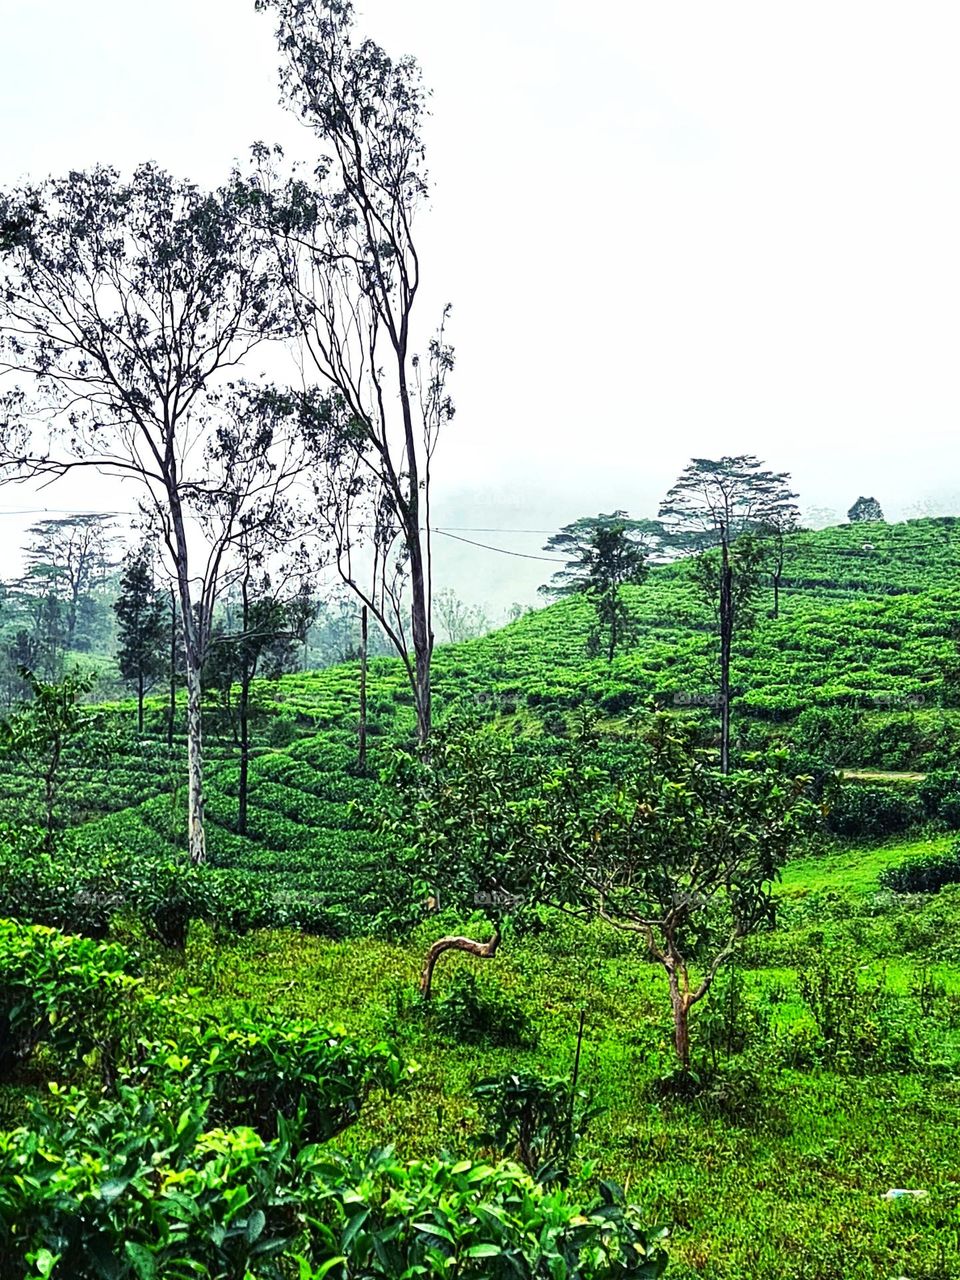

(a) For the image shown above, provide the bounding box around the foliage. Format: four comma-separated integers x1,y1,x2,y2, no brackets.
0,1087,304,1280
125,857,220,951
879,842,960,893
299,1146,668,1280
472,1070,602,1185
796,942,916,1072
114,553,167,732
0,918,137,1077
433,970,536,1048
146,1014,409,1143
825,782,925,839
541,512,652,661
848,496,885,523
0,667,94,844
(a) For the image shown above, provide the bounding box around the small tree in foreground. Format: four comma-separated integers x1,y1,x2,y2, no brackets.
383,720,818,1066
545,721,818,1068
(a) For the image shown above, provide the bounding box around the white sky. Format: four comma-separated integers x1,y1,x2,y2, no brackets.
1,0,959,604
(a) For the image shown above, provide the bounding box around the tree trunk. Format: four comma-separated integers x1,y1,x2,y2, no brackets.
238,670,250,837
358,604,368,770
772,573,780,621
420,931,500,999
719,529,732,775
167,588,177,750
672,991,691,1070
238,575,251,837
667,966,692,1069
185,660,206,865
137,668,144,735
410,556,432,749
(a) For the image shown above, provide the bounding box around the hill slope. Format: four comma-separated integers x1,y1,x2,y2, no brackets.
2,516,960,917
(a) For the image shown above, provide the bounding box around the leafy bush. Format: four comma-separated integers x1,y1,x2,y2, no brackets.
0,829,126,938
796,943,916,1072
147,1014,409,1143
433,970,537,1048
301,1148,669,1279
879,843,960,894
0,919,138,1078
124,857,219,950
917,770,960,822
0,1095,668,1280
472,1071,602,1184
826,783,924,839
0,1088,301,1279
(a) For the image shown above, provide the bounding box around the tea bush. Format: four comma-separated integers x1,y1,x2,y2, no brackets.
144,1014,409,1143
433,969,537,1048
0,1092,668,1280
879,842,960,893
0,919,138,1078
826,783,925,839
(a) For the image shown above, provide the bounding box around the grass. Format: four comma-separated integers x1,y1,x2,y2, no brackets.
780,833,954,897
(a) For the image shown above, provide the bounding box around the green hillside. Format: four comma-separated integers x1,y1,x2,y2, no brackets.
3,516,959,922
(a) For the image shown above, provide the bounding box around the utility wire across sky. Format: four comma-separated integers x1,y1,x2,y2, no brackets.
0,505,571,562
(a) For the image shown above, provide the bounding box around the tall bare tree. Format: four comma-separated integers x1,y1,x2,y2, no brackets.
660,456,797,772
0,165,300,862
253,0,455,746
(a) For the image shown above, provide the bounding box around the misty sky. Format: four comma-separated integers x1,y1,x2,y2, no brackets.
1,0,959,606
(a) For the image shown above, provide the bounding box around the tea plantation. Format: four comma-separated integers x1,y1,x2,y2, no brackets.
3,516,960,1277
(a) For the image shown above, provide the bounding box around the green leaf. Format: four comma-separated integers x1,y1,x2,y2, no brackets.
124,1243,157,1280
342,1206,371,1249
245,1208,266,1243
464,1244,503,1258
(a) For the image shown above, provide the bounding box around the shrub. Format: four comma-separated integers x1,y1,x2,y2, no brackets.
472,1071,602,1184
0,1097,668,1280
879,843,960,894
825,782,924,839
145,1014,409,1143
125,857,218,950
796,943,916,1072
0,830,125,938
0,919,138,1078
0,1088,300,1280
433,970,536,1048
300,1147,668,1279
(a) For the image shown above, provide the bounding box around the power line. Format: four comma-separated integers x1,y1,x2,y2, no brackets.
432,529,567,562
0,506,570,562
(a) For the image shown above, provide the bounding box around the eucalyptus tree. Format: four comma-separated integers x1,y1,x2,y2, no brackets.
205,543,314,835
758,500,801,619
540,512,655,661
253,0,454,746
0,166,302,863
659,457,797,771
433,588,490,645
